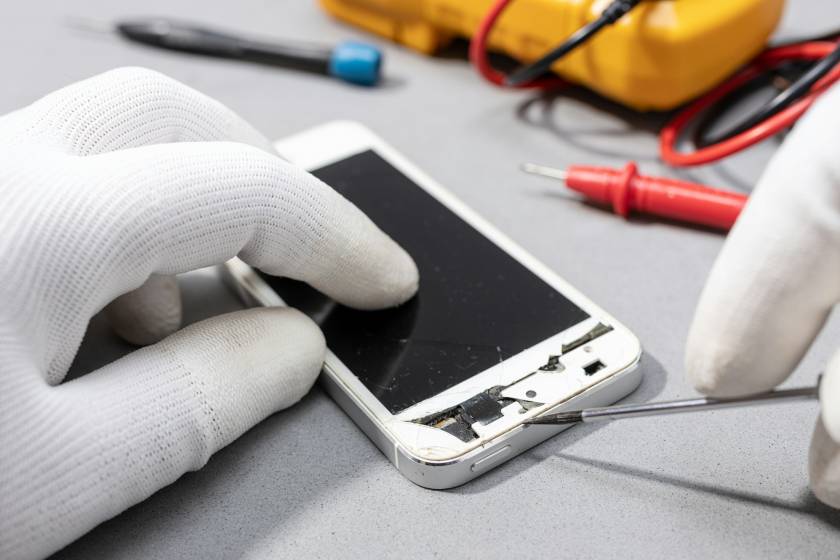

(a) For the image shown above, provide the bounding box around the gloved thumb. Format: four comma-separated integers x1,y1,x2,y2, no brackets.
105,274,182,345
2,307,325,559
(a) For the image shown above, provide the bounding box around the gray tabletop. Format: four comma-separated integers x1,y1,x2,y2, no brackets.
5,0,840,558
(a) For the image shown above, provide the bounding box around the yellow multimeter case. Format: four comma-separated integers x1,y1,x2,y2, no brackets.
320,0,784,111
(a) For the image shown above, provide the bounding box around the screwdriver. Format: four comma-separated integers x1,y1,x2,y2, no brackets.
70,18,383,86
525,383,819,426
522,161,747,231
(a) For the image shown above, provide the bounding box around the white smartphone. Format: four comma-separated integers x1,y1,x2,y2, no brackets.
223,121,642,489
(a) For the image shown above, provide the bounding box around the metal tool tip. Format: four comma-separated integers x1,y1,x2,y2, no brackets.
525,411,583,425
520,163,567,182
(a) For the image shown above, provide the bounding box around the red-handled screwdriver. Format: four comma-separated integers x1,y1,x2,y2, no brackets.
522,161,747,231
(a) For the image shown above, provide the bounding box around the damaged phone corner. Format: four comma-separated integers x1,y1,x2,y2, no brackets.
238,122,644,488
408,322,615,446
412,389,521,443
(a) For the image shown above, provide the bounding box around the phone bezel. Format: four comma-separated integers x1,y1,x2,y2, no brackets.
237,120,642,464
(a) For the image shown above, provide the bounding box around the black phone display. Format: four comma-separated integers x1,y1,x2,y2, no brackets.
258,150,589,414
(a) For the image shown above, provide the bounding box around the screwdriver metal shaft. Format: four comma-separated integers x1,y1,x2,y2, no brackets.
526,384,819,425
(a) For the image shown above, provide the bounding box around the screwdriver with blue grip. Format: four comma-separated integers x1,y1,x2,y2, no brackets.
102,18,382,86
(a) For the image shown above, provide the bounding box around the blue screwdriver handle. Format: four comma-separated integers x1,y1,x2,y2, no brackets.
117,18,382,86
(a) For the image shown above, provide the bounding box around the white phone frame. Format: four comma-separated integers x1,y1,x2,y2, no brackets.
222,121,642,489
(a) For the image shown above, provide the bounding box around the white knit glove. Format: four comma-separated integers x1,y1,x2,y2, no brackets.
686,83,840,508
0,67,418,560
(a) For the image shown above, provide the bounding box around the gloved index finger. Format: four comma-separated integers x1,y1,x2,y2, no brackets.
685,83,840,397
33,139,418,383
89,139,418,306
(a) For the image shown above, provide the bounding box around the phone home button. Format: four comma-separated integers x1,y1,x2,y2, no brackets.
470,445,512,473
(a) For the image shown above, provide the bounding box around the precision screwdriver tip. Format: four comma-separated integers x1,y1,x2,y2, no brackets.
520,163,568,182
525,410,583,425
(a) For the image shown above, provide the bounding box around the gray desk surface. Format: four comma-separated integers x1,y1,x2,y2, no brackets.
5,1,840,558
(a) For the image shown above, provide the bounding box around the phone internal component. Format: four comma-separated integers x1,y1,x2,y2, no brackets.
460,392,505,425
538,355,563,371
419,407,479,442
440,415,478,442
562,323,613,354
583,360,606,376
519,399,542,411
414,387,528,441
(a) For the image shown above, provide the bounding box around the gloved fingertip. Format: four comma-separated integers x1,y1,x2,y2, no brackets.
110,311,182,346
105,275,182,346
315,230,420,312
684,308,792,397
170,307,326,415
685,359,741,397
369,244,420,310
684,325,744,397
818,350,840,443
809,417,840,509
684,364,721,397
258,307,327,374
685,355,782,397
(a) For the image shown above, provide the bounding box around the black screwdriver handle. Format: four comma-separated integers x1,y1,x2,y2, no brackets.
117,19,246,57
116,18,333,73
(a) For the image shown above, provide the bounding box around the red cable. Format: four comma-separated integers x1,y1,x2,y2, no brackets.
660,41,840,166
472,1,840,166
469,0,566,89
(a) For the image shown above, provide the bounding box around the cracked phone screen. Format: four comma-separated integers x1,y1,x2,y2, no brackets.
258,150,589,414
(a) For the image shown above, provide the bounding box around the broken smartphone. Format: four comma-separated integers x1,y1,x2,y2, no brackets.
223,121,642,489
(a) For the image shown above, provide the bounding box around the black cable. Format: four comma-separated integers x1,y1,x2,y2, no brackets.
698,41,840,147
692,61,809,148
772,26,840,48
505,0,642,87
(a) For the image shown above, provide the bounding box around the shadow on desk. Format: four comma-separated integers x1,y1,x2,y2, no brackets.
515,89,671,163
550,454,840,530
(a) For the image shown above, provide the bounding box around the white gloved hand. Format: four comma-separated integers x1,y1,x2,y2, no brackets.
0,68,418,559
686,83,840,507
